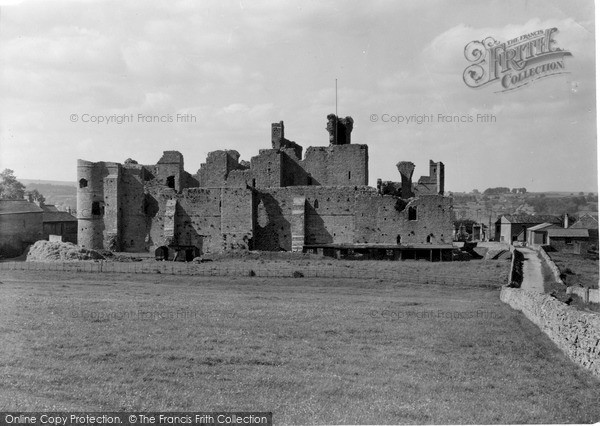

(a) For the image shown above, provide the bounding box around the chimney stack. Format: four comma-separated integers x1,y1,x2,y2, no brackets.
564,213,569,229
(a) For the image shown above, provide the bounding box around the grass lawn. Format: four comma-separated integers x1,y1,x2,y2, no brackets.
1,266,599,424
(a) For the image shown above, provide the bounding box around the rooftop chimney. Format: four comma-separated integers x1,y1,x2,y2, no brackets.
564,213,569,229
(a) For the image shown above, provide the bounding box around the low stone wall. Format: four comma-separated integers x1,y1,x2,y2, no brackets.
508,247,516,285
0,260,502,287
500,286,600,377
567,286,600,304
508,247,523,286
533,245,564,285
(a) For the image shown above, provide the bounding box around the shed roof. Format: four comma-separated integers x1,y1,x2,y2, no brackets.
500,214,563,224
547,228,589,238
528,223,560,232
43,211,77,223
0,199,43,214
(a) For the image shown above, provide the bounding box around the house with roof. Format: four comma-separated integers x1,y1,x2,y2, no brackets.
526,214,593,254
41,205,77,243
526,222,557,246
570,213,599,246
545,227,590,254
494,214,564,243
0,199,43,257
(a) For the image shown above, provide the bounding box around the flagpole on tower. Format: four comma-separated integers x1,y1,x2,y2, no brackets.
335,78,338,144
335,78,338,117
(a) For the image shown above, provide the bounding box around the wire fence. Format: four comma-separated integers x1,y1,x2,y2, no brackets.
0,260,502,287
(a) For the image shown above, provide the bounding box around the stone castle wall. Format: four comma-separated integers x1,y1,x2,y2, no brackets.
197,144,368,189
77,116,452,255
254,187,454,251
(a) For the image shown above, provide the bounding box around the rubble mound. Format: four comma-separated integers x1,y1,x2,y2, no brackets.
26,241,105,262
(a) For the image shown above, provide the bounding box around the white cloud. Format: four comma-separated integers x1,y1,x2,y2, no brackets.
0,0,595,191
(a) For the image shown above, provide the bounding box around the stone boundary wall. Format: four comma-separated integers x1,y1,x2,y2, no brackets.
508,247,523,286
500,286,600,378
0,260,500,287
533,245,564,285
534,245,599,304
508,245,516,285
567,286,600,304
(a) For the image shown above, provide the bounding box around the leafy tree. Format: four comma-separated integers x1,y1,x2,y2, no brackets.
483,187,510,196
0,169,26,200
26,189,45,204
454,219,477,233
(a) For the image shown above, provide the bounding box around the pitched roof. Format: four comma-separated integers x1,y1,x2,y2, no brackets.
547,228,589,238
43,211,77,223
528,222,560,232
0,199,43,214
570,213,599,230
41,204,59,212
501,214,563,224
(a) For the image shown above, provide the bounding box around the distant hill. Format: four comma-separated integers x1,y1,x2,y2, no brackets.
21,179,76,187
22,180,77,211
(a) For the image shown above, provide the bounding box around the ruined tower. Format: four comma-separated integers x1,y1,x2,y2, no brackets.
396,161,415,198
326,114,354,145
77,159,122,250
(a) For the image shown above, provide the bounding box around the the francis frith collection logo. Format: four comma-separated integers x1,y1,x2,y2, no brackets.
463,28,572,92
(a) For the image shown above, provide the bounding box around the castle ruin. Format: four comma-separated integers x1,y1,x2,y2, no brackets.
77,115,454,260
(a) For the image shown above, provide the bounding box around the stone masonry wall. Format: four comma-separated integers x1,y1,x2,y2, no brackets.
220,188,254,250
119,166,147,252
303,187,356,245
0,212,43,257
534,245,564,285
549,237,590,254
500,286,600,378
303,144,368,186
251,150,283,188
174,188,222,254
254,187,454,249
354,193,454,245
197,150,247,188
254,189,293,251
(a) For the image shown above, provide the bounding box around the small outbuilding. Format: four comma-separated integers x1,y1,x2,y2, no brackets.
0,199,43,257
495,214,563,243
545,228,590,254
41,205,78,243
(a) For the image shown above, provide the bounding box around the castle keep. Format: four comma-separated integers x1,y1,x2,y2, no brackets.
77,115,454,259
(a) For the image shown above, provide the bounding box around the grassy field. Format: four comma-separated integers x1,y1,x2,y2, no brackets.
548,251,599,289
1,264,599,424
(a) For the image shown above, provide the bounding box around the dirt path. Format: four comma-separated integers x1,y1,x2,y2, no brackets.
516,247,545,293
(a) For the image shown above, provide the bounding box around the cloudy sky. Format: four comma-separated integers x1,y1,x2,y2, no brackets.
0,0,596,192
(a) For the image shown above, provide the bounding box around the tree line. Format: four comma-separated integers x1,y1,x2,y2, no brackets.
0,169,45,203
